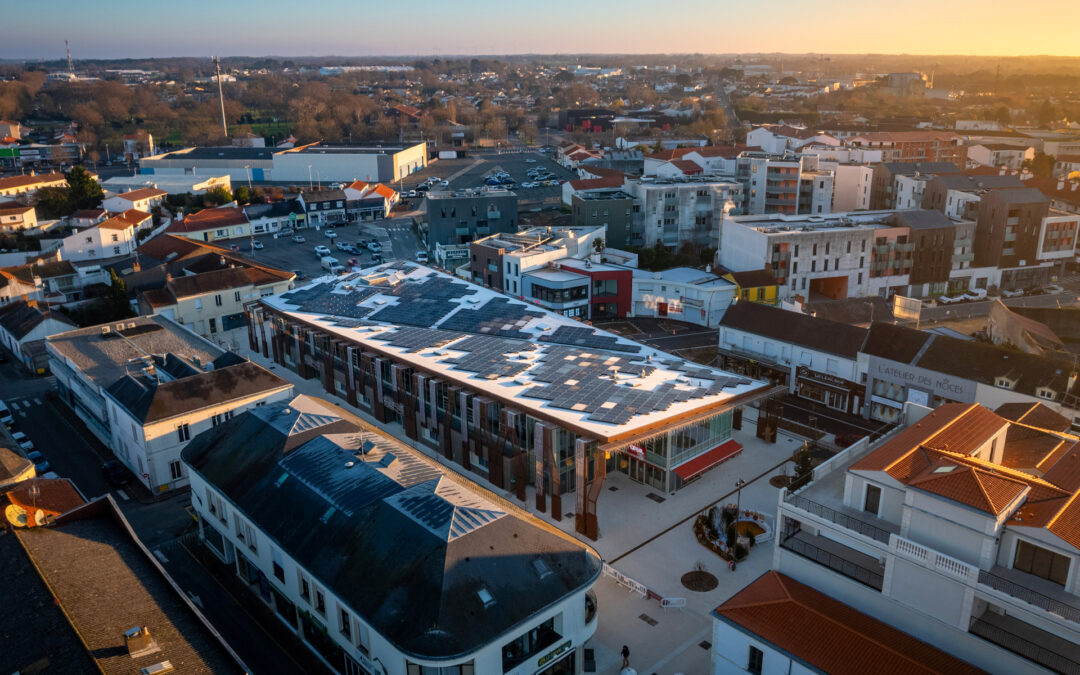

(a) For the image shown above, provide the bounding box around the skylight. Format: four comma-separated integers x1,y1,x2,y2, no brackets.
532,559,552,579
933,465,957,473
477,587,495,607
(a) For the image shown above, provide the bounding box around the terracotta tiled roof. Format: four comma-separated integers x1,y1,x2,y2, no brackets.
997,401,1073,432
908,462,1028,515
669,159,703,174
96,216,135,231
0,173,65,191
139,287,175,308
1040,441,1080,493
347,180,369,191
115,208,152,226
922,405,1008,456
1000,423,1070,471
645,147,696,161
724,268,778,288
1023,177,1080,206
0,204,33,216
169,206,247,233
71,208,107,219
372,184,396,199
851,403,975,473
849,131,962,143
568,176,624,190
690,144,757,158
713,571,988,675
117,187,167,201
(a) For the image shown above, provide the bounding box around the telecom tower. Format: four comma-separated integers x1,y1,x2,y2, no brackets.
65,40,74,74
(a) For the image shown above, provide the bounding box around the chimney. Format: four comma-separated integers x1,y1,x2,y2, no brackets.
125,626,160,658
1059,179,1066,190
165,272,172,283
219,255,226,266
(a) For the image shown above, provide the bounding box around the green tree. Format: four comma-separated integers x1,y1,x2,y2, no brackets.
65,166,104,210
232,185,251,204
33,186,73,219
1023,151,1055,178
107,269,134,319
993,105,1011,126
203,186,232,207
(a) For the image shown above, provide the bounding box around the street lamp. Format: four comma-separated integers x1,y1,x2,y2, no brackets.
244,164,252,192
308,164,313,190
735,478,747,516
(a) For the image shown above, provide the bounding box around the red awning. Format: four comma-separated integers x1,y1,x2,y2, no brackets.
673,440,743,481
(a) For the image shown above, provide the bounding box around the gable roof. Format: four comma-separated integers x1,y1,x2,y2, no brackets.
0,301,75,340
116,187,167,201
713,571,987,675
720,300,866,359
724,268,778,288
165,267,259,299
172,205,248,232
115,208,152,225
96,215,135,231
995,401,1073,433
908,462,1028,515
0,172,65,191
105,360,290,423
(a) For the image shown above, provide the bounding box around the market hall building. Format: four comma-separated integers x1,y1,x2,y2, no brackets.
247,263,777,539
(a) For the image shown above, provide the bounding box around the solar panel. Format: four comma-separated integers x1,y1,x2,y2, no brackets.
538,325,641,353
437,297,544,339
367,275,477,327
371,327,465,353
441,335,535,379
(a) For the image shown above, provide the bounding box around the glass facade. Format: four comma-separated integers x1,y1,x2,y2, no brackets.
616,410,734,491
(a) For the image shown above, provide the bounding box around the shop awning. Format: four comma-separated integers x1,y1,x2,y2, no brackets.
673,440,743,481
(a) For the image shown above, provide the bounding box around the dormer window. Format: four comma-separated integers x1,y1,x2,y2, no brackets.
1037,387,1057,401
995,377,1015,390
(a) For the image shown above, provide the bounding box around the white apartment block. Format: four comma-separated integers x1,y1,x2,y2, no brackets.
47,316,292,491
829,164,874,212
57,215,138,262
774,401,1080,675
185,395,601,675
630,176,742,250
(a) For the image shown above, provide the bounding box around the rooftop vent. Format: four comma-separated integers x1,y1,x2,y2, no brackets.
532,559,553,579
477,587,496,607
141,662,174,675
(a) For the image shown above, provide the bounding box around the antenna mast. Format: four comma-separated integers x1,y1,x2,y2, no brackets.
65,40,74,74
213,56,228,138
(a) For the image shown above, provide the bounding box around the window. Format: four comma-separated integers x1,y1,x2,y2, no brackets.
315,588,326,615
864,484,881,516
748,646,764,675
812,243,817,255
298,572,311,603
271,547,285,582
85,236,93,243
846,240,851,254
1013,540,1070,586
792,262,798,274
339,606,352,639
113,246,121,255
111,233,118,242
169,460,182,480
194,298,203,311
215,294,223,307
234,290,241,302
177,424,190,442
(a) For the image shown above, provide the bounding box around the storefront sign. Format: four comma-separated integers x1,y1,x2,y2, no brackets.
627,443,645,459
869,357,975,401
537,640,573,669
796,366,854,391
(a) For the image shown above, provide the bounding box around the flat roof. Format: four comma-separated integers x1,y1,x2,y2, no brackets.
157,146,274,161
727,209,965,235
526,267,590,283
295,144,413,154
261,263,768,441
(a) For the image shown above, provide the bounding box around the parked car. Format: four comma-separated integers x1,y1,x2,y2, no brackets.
0,402,12,427
336,242,358,254
314,245,332,256
1001,288,1024,298
525,158,537,163
12,431,34,452
292,234,306,243
229,244,240,252
440,180,450,186
367,241,382,253
415,251,429,263
1045,284,1064,295
427,177,441,184
371,254,384,264
102,460,132,487
252,240,264,250
291,269,305,280
408,190,417,197
26,450,50,474
324,229,338,239
416,184,430,193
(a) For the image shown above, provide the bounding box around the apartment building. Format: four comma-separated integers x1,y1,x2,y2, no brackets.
426,189,519,247
968,143,1035,171
138,266,293,337
869,162,961,211
57,214,138,262
848,131,967,167
737,154,833,216
630,176,742,250
774,402,1080,675
571,191,634,248
102,187,167,214
47,316,293,491
183,394,601,675
972,187,1053,290
247,263,775,539
746,125,841,154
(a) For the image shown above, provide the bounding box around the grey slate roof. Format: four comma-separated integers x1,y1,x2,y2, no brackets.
46,316,224,389
987,187,1051,205
0,301,75,341
105,360,291,423
930,174,1023,192
880,162,961,176
720,300,868,359
14,497,244,674
890,209,957,229
182,395,602,660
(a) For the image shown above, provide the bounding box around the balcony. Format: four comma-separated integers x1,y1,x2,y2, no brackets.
779,528,885,591
874,244,892,255
954,237,973,248
895,242,915,252
1004,232,1018,242
784,492,896,543
953,252,974,263
970,611,1080,675
978,565,1080,625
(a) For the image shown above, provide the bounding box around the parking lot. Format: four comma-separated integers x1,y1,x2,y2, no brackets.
236,217,423,280
396,151,575,211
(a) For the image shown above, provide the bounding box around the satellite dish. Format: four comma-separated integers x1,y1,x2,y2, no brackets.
34,510,46,526
5,504,28,527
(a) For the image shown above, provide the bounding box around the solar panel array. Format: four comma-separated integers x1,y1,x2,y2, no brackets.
367,275,477,327
539,325,641,353
528,346,654,383
370,327,464,353
437,297,545,339
280,283,380,319
442,335,537,380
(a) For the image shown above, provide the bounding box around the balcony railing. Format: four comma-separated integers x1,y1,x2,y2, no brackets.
779,532,884,591
978,569,1080,624
952,252,974,262
895,242,915,252
970,618,1080,675
874,244,892,254
783,493,892,543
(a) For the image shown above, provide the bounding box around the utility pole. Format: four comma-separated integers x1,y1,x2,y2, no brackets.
213,56,228,138
65,40,74,75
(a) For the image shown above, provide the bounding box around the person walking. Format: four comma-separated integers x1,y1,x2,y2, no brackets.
621,644,630,668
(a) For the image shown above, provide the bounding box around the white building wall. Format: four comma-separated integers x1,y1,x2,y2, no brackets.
831,164,873,212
